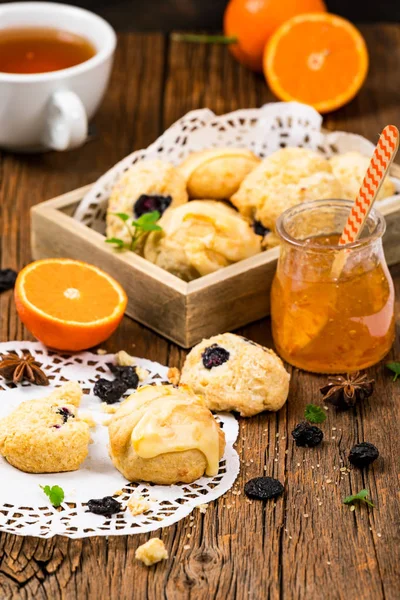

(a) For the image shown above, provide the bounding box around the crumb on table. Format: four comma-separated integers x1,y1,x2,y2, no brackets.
135,538,168,566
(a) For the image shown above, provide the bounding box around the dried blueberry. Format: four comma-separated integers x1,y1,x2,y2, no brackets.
348,442,379,468
108,364,139,389
93,378,127,404
87,496,122,516
134,194,172,218
0,269,17,293
244,477,284,500
56,407,74,423
253,221,270,237
202,345,230,369
292,422,323,447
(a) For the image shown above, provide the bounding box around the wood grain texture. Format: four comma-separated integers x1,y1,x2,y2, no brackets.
1,25,400,600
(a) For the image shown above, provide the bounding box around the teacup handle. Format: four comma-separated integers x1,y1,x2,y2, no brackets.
42,90,88,151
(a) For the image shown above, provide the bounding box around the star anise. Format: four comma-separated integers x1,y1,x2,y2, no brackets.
0,352,49,386
320,372,374,409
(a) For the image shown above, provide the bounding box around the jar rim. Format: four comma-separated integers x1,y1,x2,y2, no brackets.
275,199,386,250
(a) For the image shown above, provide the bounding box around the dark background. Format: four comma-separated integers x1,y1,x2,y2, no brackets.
1,0,399,30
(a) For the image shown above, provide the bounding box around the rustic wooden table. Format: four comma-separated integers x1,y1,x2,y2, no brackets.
0,24,399,600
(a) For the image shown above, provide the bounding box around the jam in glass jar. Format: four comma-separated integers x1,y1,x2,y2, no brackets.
271,200,395,373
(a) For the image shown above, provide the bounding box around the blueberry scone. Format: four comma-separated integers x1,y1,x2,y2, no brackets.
108,384,225,485
143,200,261,281
179,148,260,200
231,148,343,246
329,151,396,201
0,382,92,473
106,160,188,245
179,333,290,417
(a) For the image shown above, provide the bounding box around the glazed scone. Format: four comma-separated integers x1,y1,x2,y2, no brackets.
330,151,396,201
144,200,261,281
179,148,260,199
135,538,168,566
0,382,91,473
106,160,188,244
180,333,290,417
231,148,343,234
108,384,225,485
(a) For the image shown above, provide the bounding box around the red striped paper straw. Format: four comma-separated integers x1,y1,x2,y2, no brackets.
339,125,399,245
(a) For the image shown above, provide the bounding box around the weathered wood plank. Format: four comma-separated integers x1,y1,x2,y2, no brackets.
0,25,399,600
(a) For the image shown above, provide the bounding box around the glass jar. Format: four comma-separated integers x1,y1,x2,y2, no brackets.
271,200,395,373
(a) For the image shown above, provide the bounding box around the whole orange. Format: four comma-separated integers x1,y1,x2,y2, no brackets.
223,0,327,72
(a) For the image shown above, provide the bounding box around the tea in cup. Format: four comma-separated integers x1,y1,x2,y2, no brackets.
0,2,116,151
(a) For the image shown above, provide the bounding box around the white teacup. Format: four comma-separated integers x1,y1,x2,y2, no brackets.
0,2,116,152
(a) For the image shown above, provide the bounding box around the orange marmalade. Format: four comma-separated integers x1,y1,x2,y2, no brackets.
271,200,395,373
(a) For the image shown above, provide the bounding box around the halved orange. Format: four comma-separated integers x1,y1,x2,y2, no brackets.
264,13,369,113
15,259,127,351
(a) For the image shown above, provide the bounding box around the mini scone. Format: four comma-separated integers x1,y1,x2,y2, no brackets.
144,200,261,281
330,151,396,201
106,160,188,244
231,148,343,241
108,384,225,485
179,148,260,199
0,382,92,473
179,333,290,417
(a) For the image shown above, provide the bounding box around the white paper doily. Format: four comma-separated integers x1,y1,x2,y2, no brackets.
0,342,239,539
74,101,399,232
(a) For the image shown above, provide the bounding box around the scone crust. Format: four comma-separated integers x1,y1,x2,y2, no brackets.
0,383,91,473
144,200,261,281
108,385,225,485
106,160,188,244
330,151,396,201
180,333,290,417
231,148,343,231
179,148,260,199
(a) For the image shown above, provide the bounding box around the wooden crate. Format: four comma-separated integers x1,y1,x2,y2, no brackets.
31,168,400,348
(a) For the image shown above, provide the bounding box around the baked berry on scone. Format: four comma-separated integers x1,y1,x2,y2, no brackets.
179,333,290,417
0,382,92,473
106,159,188,245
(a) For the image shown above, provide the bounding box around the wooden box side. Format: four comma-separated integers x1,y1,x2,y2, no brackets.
31,196,189,347
185,249,279,347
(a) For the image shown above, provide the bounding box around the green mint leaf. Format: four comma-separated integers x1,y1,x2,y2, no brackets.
386,362,400,382
135,223,163,232
105,238,125,249
112,212,130,222
40,484,65,507
343,489,374,508
134,210,161,226
304,404,327,424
